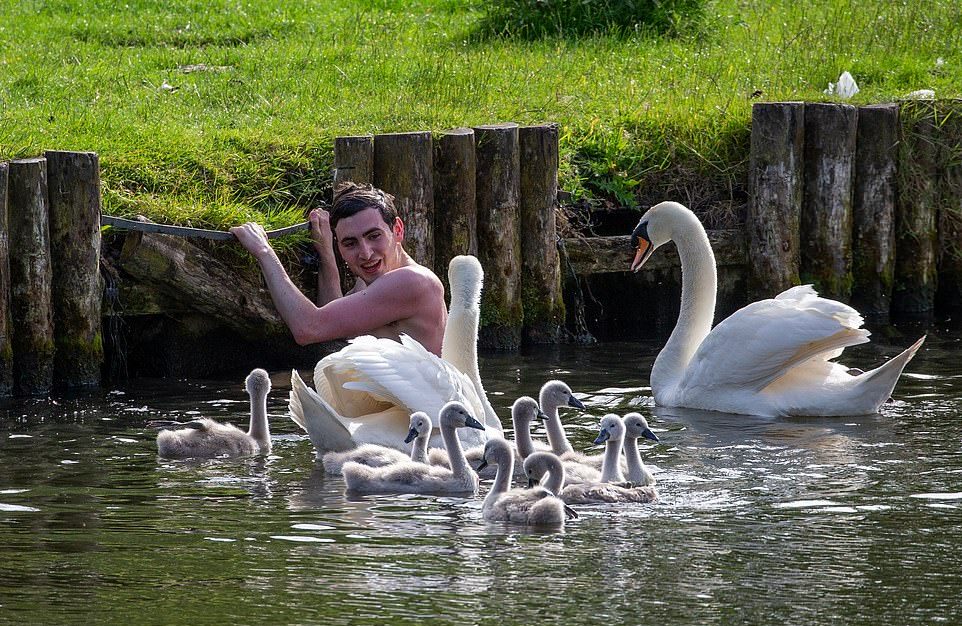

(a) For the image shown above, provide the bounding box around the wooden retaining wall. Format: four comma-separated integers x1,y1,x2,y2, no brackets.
2,103,962,392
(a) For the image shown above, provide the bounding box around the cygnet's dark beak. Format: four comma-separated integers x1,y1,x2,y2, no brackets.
567,395,586,410
536,409,548,421
465,416,485,430
527,477,537,488
403,427,418,444
476,458,489,472
642,428,659,442
594,428,611,445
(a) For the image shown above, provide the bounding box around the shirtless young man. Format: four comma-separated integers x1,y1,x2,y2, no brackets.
231,183,447,356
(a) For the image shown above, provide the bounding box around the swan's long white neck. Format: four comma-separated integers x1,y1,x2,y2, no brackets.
541,457,565,495
441,421,470,477
623,436,653,486
600,433,626,483
651,208,717,397
442,272,499,430
247,390,270,448
410,432,429,464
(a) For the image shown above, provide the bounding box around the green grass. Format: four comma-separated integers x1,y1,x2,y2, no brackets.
2,0,961,237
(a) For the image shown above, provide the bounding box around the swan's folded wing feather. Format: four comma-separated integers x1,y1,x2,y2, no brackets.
683,290,870,392
331,334,487,422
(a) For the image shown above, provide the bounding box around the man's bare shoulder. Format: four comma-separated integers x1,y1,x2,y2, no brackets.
381,263,444,293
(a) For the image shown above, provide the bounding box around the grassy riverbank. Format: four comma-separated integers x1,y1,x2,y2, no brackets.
2,0,961,235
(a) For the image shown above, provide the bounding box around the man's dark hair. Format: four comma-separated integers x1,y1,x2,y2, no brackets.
330,182,398,229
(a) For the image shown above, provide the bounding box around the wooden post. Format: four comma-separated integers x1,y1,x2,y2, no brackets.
7,157,55,396
0,163,12,397
373,131,434,269
801,103,858,300
937,100,962,312
474,122,522,350
519,124,564,344
747,102,804,300
45,151,103,388
434,128,478,286
894,99,940,317
119,230,290,339
851,104,899,324
334,135,374,186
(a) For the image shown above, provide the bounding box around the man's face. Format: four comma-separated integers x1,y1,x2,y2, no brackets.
334,207,403,284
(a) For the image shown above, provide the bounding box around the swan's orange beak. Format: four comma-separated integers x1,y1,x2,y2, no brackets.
630,238,652,273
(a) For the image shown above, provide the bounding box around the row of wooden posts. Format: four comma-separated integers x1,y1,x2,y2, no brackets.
0,124,567,397
0,152,103,398
747,100,962,320
2,104,961,396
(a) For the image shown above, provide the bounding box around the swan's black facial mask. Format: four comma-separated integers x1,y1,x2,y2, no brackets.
630,220,653,272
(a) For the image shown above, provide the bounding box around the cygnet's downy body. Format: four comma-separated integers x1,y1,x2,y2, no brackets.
154,369,272,459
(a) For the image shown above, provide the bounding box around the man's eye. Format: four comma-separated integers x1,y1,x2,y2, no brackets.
342,241,356,248
369,232,381,240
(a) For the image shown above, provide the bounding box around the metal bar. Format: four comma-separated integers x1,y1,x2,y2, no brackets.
101,215,311,240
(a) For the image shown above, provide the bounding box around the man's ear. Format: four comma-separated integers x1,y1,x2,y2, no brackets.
393,217,404,242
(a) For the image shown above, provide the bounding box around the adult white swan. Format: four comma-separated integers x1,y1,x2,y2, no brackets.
629,201,925,417
288,255,502,453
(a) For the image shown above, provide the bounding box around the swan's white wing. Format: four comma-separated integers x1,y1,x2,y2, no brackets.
338,334,487,423
314,337,396,418
288,370,356,454
682,286,870,393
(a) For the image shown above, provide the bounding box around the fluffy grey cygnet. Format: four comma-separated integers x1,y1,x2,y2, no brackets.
322,411,433,475
429,395,547,480
342,401,484,495
528,415,658,505
154,368,272,459
621,412,659,486
479,438,577,525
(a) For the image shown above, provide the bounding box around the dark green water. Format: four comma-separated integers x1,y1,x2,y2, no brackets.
1,327,960,625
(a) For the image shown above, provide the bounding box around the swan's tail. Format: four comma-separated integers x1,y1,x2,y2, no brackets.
851,335,926,413
289,370,356,456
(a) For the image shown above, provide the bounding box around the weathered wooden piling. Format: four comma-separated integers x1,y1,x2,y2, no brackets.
894,99,940,317
7,158,55,396
373,131,434,269
334,135,374,186
0,163,12,397
119,229,290,339
747,102,804,300
851,104,899,323
801,103,858,300
433,128,478,283
936,101,962,312
519,124,564,344
474,123,522,350
45,151,103,388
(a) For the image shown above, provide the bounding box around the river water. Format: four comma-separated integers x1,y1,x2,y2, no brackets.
1,325,960,625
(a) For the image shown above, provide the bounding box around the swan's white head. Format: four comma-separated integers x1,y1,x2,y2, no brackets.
447,255,483,311
623,413,659,442
404,411,432,443
523,451,564,489
511,396,546,426
439,401,485,431
594,414,625,445
245,368,271,397
630,201,699,272
538,380,586,413
477,437,513,472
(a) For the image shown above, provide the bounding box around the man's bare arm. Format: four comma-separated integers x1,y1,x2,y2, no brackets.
309,208,343,306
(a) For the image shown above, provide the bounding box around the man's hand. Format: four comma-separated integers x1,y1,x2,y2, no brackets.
230,222,273,259
309,208,335,255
